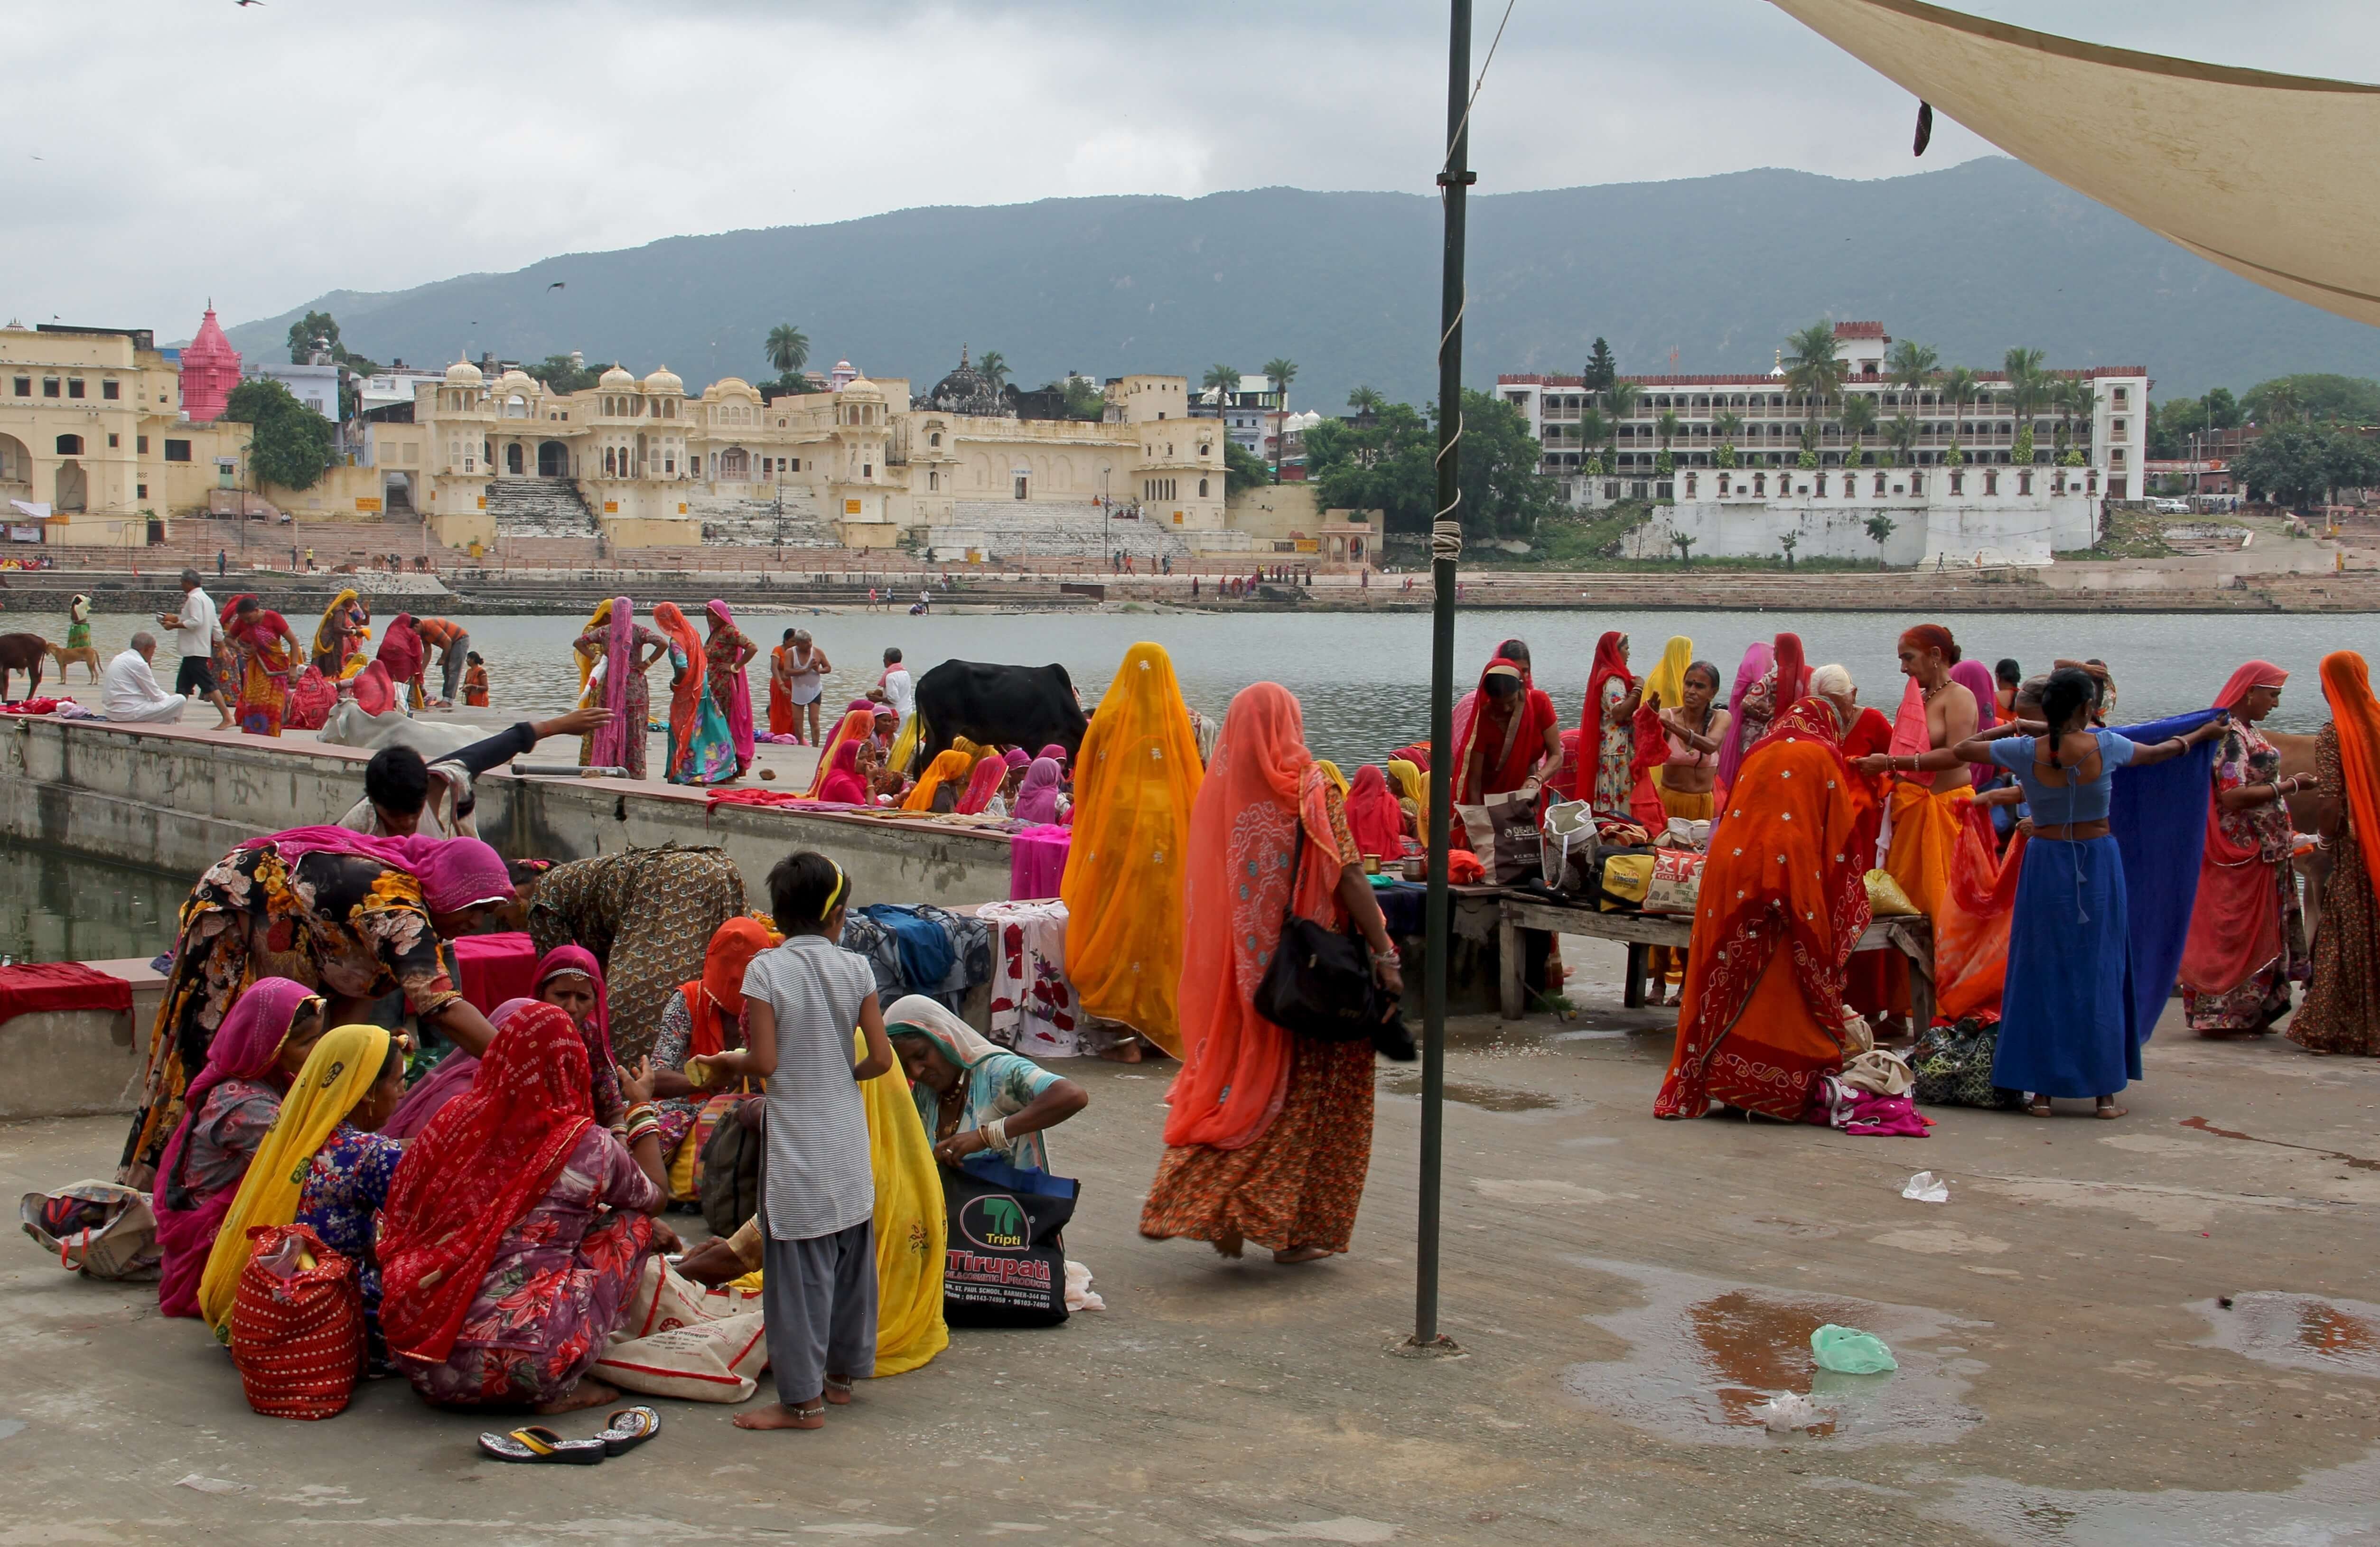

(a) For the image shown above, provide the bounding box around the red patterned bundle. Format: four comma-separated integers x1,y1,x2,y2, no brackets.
227,1223,364,1421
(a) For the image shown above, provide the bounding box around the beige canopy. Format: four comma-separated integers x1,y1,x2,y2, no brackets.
1768,0,2380,326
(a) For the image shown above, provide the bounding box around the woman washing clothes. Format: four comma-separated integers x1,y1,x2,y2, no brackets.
884,994,1087,1171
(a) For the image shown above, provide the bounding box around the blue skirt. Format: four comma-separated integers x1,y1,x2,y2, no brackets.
1992,834,2138,1099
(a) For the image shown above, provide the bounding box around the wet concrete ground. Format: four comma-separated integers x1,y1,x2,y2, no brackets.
1,935,2376,1545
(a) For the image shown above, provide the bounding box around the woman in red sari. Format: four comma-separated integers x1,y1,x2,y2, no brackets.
224,596,299,738
1449,646,1560,805
1344,764,1406,860
1657,696,1872,1120
1812,664,1910,1021
1579,631,1641,815
2180,660,2307,1034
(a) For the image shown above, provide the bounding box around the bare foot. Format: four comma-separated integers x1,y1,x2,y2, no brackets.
532,1376,620,1415
734,1401,825,1431
1273,1246,1335,1264
2095,1100,2128,1119
1210,1229,1245,1260
1097,1039,1145,1063
823,1375,855,1406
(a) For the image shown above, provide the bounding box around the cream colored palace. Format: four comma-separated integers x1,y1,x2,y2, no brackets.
369,353,1232,554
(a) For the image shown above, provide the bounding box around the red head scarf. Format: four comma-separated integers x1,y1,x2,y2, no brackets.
2214,660,2289,710
376,613,424,684
1771,632,1811,708
379,1002,597,1367
2323,652,2380,917
1898,623,1959,664
1451,652,1556,805
1344,764,1405,858
678,916,777,1059
1163,682,1337,1151
817,737,867,804
955,755,1008,815
242,826,513,914
1581,631,1634,743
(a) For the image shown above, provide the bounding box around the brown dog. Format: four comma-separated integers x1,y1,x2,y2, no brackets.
46,640,102,682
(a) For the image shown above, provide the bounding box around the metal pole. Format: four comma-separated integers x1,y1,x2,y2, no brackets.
1411,0,1472,1357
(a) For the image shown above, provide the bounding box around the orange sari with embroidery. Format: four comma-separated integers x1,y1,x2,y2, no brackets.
1657,699,1871,1120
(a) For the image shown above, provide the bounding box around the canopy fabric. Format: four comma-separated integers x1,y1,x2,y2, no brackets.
1768,0,2380,325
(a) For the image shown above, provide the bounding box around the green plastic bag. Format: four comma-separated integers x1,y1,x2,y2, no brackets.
1811,1323,1897,1374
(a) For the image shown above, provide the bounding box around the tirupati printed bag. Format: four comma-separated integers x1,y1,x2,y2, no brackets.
1641,850,1706,915
19,1180,160,1281
942,1158,1076,1328
615,1254,764,1342
596,1312,767,1405
227,1223,364,1421
1454,791,1542,887
1909,1016,2024,1109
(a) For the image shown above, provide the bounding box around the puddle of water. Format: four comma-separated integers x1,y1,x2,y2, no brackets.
2190,1292,2380,1380
1376,1071,1558,1112
1937,1448,2380,1547
1559,1258,1986,1448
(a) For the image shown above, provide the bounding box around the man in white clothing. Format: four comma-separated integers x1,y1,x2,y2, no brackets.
158,568,233,728
880,646,915,722
103,633,187,724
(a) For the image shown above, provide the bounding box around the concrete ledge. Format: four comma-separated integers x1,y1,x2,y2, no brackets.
0,957,164,1120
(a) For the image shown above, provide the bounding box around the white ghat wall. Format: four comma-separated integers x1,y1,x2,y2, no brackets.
1616,485,2097,568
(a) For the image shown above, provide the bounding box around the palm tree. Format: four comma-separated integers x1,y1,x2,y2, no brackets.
1941,366,1980,463
1262,357,1297,405
2049,376,2085,462
1578,408,1608,473
1838,391,1878,466
1782,320,1845,447
1885,413,1921,467
764,323,810,377
1885,339,1939,412
977,351,1010,393
1605,380,1642,467
2003,346,2047,460
1202,363,1240,408
1346,384,1384,415
1711,409,1744,468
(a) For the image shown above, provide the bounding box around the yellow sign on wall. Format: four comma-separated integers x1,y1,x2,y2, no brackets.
1172,511,1184,524
844,498,863,515
354,496,382,513
604,500,620,513
475,496,486,510
1294,539,1319,553
677,502,689,514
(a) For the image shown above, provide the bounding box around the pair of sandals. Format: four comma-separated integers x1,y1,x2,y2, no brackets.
478,1406,661,1465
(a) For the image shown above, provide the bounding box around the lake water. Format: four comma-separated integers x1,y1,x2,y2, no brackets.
0,839,184,966
29,605,2380,767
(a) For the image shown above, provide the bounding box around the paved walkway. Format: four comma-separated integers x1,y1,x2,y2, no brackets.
3,940,2375,1544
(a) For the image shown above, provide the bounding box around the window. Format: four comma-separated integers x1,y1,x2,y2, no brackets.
1014,475,1029,500
1198,476,1209,497
1950,470,1963,494
137,435,148,454
102,379,119,401
42,378,59,398
67,378,84,399
56,434,83,454
137,484,147,498
928,470,939,491
106,433,119,448
2112,386,2128,407
789,458,799,473
1983,470,1999,495
10,377,26,396
2110,418,2128,442
930,432,942,447
863,464,873,478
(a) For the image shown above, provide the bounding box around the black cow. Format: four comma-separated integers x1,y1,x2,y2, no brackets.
910,660,1087,775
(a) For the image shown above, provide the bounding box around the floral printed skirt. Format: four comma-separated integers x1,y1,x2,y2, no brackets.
404,1211,656,1408
1139,1038,1374,1255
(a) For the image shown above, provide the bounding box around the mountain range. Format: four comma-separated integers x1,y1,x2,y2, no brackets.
223,156,2380,411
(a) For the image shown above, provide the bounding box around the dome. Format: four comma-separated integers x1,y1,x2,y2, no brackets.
923,345,1002,417
497,368,534,391
444,358,484,385
840,374,883,401
598,363,636,389
643,366,682,393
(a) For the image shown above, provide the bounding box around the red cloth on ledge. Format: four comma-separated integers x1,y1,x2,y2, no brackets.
705,788,864,811
0,962,132,1026
450,932,538,1016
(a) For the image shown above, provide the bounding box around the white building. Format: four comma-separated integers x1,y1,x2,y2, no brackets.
1195,374,1287,460
244,359,339,419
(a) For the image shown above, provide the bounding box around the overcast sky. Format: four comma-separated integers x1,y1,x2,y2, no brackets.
5,1,2371,340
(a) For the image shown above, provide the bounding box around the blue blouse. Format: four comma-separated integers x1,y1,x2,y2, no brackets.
294,1122,403,1319
1988,729,2137,827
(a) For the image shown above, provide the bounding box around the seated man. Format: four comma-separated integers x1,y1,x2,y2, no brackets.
103,631,187,723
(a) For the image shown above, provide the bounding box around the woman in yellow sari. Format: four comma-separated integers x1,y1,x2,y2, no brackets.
311,589,371,677
1388,758,1428,837
902,749,974,812
1062,643,1205,1059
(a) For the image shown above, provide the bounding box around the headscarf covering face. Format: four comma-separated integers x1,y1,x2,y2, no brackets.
817,737,868,804
1771,633,1811,710
705,599,757,765
196,1023,392,1336
903,749,973,811
1451,649,1556,805
588,597,635,769
1037,744,1069,767
805,708,874,800
955,755,1008,815
377,613,424,685
1713,641,1774,794
1628,634,1697,805
1448,639,1530,791
1061,643,1207,1057
1946,657,2002,782
651,602,707,775
1012,757,1065,826
379,1004,597,1368
575,598,614,697
1164,681,1341,1151
885,992,1004,1071
1344,764,1405,859
2214,660,2289,710
152,978,318,1316
681,917,776,1060
1387,758,1427,810
1313,760,1350,797
2322,651,2380,916
241,826,513,914
313,588,363,665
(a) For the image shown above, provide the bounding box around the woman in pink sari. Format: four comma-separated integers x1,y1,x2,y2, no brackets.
151,978,326,1316
704,600,759,777
575,596,665,780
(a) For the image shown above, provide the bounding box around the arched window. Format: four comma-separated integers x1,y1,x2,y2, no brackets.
1198,477,1209,498
54,434,82,455
930,432,942,447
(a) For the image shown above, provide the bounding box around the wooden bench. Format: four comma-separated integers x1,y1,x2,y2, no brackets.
1496,894,1934,1025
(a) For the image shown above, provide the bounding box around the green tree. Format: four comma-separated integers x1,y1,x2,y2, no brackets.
1202,363,1240,405
1223,438,1272,494
1886,338,1939,410
285,309,342,365
1655,408,1680,458
1669,528,1698,565
1782,320,1845,447
1779,530,1800,568
1839,391,1877,466
2048,376,2086,461
1604,380,1642,467
1578,408,1608,473
222,378,336,492
2244,373,2380,426
1346,384,1385,416
765,323,810,376
976,351,1009,394
1941,366,1979,464
2003,347,2048,461
1580,338,1617,397
1057,377,1107,420
2234,424,2380,508
1262,357,1297,404
1711,409,1742,469
1884,413,1920,467
1441,388,1563,538
524,354,599,394
1863,511,1897,567
1307,402,1432,528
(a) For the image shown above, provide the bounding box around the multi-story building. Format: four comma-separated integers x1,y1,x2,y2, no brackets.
1193,374,1287,462
365,348,1230,552
0,321,250,543
1499,322,2148,502
1496,322,2147,565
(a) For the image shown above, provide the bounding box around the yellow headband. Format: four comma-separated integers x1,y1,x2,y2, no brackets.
822,860,848,917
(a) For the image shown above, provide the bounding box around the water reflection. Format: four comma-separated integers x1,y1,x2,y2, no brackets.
0,840,185,965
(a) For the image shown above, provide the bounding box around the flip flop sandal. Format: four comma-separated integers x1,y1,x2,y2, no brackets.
478,1426,607,1465
595,1406,662,1455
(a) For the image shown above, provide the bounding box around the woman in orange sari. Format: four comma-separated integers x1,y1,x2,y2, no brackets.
1140,682,1402,1261
1815,664,1913,1023
2291,651,2380,1055
1656,696,1872,1120
652,603,735,786
1062,643,1204,1058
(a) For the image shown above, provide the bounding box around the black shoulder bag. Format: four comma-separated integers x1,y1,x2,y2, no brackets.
1253,814,1388,1043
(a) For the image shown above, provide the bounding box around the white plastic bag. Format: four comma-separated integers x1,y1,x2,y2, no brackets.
1901,1170,1950,1203
1747,1391,1833,1433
